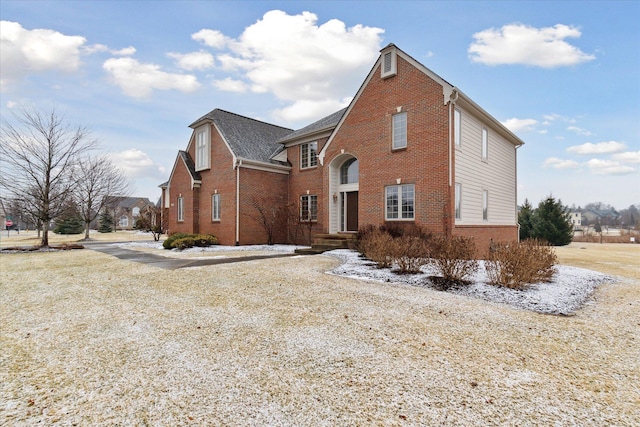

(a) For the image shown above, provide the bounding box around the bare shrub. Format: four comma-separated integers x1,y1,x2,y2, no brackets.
358,227,395,268
485,239,557,289
394,235,431,274
430,235,478,285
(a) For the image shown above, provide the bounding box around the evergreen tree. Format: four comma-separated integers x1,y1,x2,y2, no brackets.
531,196,573,246
98,209,114,233
518,199,535,240
53,215,84,234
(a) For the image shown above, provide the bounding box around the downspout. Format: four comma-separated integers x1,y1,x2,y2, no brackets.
236,159,241,245
515,144,522,242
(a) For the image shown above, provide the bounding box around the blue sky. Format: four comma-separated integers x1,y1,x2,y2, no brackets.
2,1,638,209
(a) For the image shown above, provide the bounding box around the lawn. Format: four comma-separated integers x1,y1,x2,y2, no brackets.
1,236,638,425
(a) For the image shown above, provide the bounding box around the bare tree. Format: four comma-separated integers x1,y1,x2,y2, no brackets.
0,107,97,246
134,204,164,241
75,155,131,240
245,196,288,245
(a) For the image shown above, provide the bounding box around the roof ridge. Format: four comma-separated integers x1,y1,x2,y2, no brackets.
213,109,293,132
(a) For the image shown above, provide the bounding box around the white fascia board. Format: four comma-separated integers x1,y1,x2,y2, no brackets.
282,129,333,147
236,157,291,175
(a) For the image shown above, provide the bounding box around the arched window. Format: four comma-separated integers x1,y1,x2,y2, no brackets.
340,158,359,184
119,216,129,227
132,207,140,217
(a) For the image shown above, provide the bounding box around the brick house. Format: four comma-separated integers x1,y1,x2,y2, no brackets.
161,44,524,252
105,196,154,230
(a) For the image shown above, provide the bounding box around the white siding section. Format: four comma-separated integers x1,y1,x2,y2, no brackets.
454,107,517,225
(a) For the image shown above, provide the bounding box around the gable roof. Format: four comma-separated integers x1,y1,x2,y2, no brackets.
190,109,292,164
178,150,201,181
105,196,152,209
278,107,348,144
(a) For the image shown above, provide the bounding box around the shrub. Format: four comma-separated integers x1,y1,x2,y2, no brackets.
162,233,218,250
430,235,478,285
357,227,395,268
163,233,191,249
394,235,431,274
484,239,557,289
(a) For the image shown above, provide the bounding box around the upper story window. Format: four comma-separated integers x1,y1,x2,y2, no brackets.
300,142,318,169
212,194,220,221
392,112,407,150
119,216,128,227
195,125,210,171
340,158,359,184
132,207,140,217
454,109,462,148
481,127,488,161
177,197,184,222
385,184,415,220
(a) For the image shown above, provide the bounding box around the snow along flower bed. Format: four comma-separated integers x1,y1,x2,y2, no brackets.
325,249,612,316
116,242,611,316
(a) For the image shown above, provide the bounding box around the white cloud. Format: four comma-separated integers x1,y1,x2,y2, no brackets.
0,20,86,90
566,125,593,136
501,117,538,133
587,158,636,175
273,97,352,123
192,29,230,49
611,150,640,164
167,50,214,71
103,57,200,98
113,46,136,56
83,44,136,56
108,149,166,179
469,23,596,68
543,157,580,170
196,10,384,123
213,77,249,93
566,141,626,155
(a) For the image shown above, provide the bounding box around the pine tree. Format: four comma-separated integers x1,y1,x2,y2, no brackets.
98,209,114,233
531,196,573,246
518,199,535,240
53,215,84,234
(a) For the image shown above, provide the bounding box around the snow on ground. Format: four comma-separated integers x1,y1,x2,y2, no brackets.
117,242,611,315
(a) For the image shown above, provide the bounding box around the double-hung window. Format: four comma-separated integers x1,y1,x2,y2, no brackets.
177,197,184,222
392,112,407,150
385,184,415,220
300,195,318,222
195,125,210,171
212,194,220,221
300,142,318,169
481,127,488,161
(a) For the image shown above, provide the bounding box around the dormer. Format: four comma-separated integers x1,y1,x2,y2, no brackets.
380,44,398,79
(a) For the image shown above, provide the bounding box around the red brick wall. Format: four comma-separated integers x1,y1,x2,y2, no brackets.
287,138,327,244
167,158,195,235
323,55,451,235
453,225,519,257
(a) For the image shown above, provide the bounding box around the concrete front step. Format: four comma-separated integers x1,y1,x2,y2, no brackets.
295,233,358,254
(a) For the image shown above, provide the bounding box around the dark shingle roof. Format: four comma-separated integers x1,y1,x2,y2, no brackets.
190,109,293,163
278,107,347,143
179,150,201,181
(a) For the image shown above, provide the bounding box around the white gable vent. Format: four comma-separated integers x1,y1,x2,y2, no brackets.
381,47,397,79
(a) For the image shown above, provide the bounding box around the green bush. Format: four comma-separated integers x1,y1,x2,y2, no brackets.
163,233,218,250
484,239,557,289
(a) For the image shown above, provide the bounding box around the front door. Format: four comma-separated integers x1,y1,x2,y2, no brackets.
346,191,359,231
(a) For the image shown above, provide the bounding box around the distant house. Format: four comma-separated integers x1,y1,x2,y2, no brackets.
104,196,154,230
582,209,621,227
160,43,525,253
569,211,582,230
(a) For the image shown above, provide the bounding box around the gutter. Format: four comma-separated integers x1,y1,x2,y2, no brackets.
235,159,241,245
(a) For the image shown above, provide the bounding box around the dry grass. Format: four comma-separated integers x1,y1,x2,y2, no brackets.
0,230,158,248
1,244,639,426
554,242,640,280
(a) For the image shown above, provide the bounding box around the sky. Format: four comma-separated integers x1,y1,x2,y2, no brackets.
1,0,639,210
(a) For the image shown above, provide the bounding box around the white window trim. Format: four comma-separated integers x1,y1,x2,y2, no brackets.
132,207,140,217
177,197,184,222
119,216,129,227
195,125,210,171
300,141,318,169
481,127,488,161
455,183,462,220
385,184,415,221
454,108,462,148
392,112,407,150
212,194,220,221
300,195,318,222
